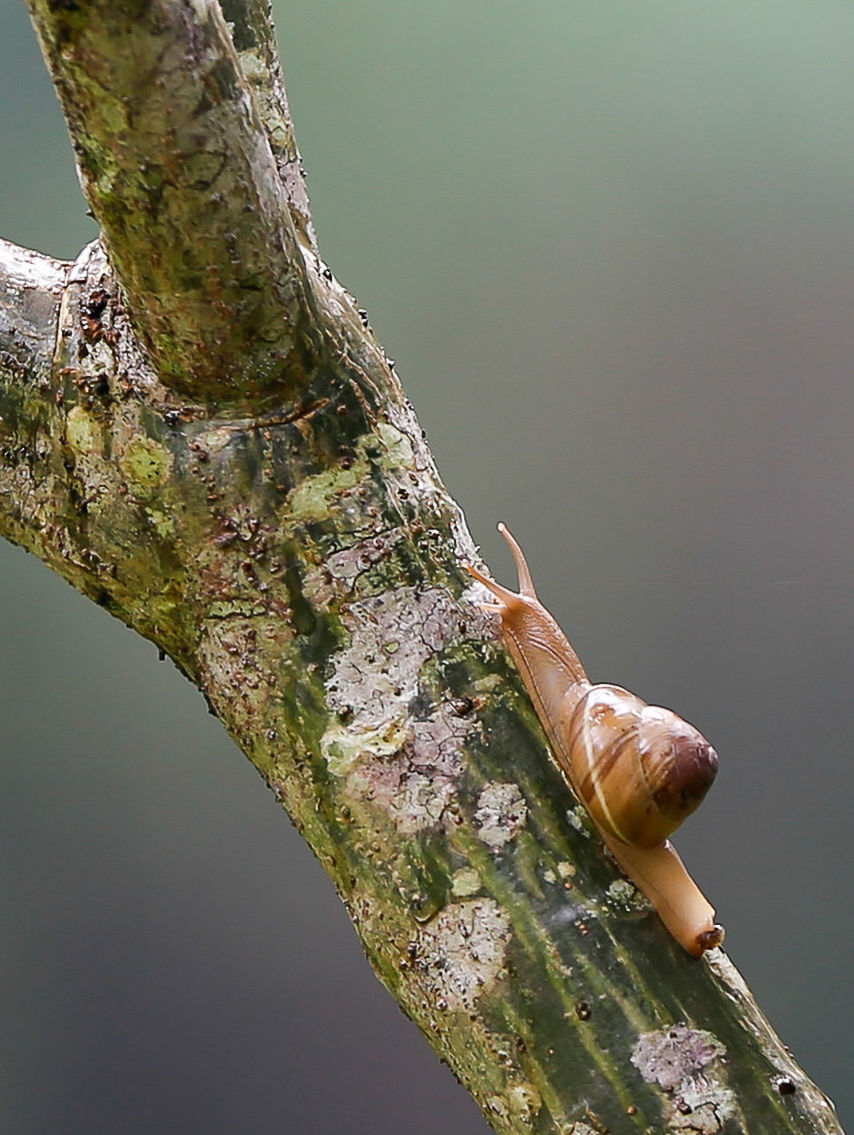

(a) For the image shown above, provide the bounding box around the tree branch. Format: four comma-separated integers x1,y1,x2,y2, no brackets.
2,5,846,1133
26,0,320,405
220,0,317,255
0,236,71,561
0,237,67,378
0,240,185,633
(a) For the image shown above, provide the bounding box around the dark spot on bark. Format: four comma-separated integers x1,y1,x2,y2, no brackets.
408,687,433,719
85,289,109,318
452,696,474,716
204,58,241,106
576,1001,592,1020
219,0,256,51
777,1078,797,1095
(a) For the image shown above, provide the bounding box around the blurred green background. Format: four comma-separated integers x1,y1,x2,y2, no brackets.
1,2,852,1131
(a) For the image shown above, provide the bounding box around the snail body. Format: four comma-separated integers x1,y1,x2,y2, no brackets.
466,524,723,956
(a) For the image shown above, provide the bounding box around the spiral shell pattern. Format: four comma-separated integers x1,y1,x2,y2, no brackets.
567,684,718,848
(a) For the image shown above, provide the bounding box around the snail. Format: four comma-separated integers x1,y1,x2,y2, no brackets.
465,524,723,957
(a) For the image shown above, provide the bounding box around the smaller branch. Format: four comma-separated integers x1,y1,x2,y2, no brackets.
26,0,321,406
220,0,318,255
0,239,202,667
0,238,67,382
0,242,139,614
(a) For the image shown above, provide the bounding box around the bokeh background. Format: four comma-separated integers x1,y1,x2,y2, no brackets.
1,2,852,1132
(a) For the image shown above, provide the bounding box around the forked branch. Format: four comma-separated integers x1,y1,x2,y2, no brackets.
0,4,844,1134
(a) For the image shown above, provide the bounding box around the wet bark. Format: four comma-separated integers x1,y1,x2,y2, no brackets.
1,4,844,1134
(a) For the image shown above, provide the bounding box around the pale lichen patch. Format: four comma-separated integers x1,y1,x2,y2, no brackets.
487,1096,509,1121
326,587,452,721
287,456,370,521
606,878,638,906
474,782,528,849
323,586,480,832
508,1082,542,1123
411,707,475,773
286,424,415,528
372,704,477,833
632,1025,741,1132
62,405,112,514
473,672,503,695
194,424,240,458
567,805,594,835
321,716,408,777
451,866,482,897
207,598,268,618
324,706,477,834
375,420,414,468
145,507,175,541
120,435,172,496
234,45,267,83
348,762,458,836
632,1025,725,1092
66,405,104,456
415,899,510,1013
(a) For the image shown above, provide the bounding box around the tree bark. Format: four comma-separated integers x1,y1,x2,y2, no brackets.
1,4,844,1134
26,0,320,404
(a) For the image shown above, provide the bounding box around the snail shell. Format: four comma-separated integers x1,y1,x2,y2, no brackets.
567,683,718,848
